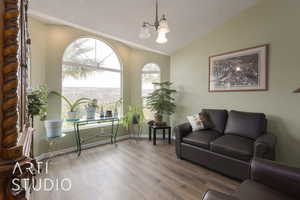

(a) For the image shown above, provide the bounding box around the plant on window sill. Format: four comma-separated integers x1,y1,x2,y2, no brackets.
50,91,90,120
85,99,99,119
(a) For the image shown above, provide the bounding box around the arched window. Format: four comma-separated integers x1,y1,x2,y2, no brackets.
62,38,122,119
141,63,161,119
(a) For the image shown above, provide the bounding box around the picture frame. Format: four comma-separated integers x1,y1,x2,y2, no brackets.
209,44,268,92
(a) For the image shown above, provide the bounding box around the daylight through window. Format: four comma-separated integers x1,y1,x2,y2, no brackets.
62,38,122,120
142,63,161,120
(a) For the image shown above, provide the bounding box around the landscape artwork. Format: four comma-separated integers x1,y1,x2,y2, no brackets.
209,45,268,92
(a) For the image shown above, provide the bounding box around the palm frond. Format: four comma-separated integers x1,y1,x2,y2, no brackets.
50,91,73,110
70,98,90,111
50,91,90,112
145,81,177,116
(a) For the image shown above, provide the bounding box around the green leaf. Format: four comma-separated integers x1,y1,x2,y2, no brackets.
145,81,177,116
50,91,90,112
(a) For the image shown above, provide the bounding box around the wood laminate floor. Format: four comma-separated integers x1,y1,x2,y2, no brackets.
31,139,239,200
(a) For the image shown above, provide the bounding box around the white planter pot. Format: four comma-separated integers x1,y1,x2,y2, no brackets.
113,108,118,118
86,107,96,119
67,111,77,120
44,120,63,138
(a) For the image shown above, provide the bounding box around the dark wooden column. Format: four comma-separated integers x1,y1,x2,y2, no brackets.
0,1,36,199
1,0,22,160
0,0,4,154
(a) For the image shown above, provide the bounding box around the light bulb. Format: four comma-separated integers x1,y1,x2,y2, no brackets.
156,32,168,44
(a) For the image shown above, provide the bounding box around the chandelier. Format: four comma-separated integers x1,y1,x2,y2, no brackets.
139,0,170,44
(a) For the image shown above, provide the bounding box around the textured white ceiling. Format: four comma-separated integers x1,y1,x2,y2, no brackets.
29,0,258,55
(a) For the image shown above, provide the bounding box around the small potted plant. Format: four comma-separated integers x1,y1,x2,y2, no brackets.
27,85,48,123
27,85,63,138
145,81,177,126
85,99,98,119
50,91,90,120
121,106,144,137
100,105,105,118
113,98,123,117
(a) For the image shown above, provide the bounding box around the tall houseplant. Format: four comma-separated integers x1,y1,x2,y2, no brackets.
50,91,90,120
121,106,145,137
145,81,177,125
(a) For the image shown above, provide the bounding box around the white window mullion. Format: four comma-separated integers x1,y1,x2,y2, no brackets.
63,61,121,73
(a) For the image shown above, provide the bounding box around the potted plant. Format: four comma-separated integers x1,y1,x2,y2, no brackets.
100,105,105,118
50,91,90,120
121,106,145,137
145,81,177,126
85,99,98,119
27,85,63,138
27,85,49,123
114,98,123,117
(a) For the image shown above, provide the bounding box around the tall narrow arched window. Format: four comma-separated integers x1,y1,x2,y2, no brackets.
141,63,161,120
62,38,122,120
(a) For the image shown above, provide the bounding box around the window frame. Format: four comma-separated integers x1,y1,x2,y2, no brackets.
141,63,161,120
141,63,161,98
61,37,124,122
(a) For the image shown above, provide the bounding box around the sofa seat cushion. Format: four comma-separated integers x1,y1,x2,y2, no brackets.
182,130,221,149
211,135,254,161
233,180,294,200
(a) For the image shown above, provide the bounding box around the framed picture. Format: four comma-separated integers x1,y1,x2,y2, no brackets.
209,44,268,92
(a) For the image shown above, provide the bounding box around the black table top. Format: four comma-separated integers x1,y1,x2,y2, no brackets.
149,125,171,129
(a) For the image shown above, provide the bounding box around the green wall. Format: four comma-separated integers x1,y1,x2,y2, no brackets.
170,0,300,167
29,17,170,156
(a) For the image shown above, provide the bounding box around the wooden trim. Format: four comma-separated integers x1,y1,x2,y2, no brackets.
0,1,35,199
1,0,22,160
208,44,269,92
0,0,4,153
18,0,29,132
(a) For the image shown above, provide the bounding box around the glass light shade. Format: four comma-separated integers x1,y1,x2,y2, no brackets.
158,19,170,34
139,25,151,39
156,32,168,44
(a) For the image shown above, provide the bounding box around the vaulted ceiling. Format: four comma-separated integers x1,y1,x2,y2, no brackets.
29,0,258,55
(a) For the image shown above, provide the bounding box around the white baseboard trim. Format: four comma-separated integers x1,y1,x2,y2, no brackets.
36,135,130,161
130,134,176,140
36,134,176,161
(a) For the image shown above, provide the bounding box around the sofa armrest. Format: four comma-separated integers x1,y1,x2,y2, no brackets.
174,122,192,141
254,133,276,160
174,122,192,158
251,158,300,199
202,190,238,200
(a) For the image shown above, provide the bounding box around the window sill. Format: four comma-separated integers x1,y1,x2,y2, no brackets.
63,121,121,133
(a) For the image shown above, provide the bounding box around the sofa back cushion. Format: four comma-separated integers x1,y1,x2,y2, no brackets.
202,109,228,133
225,110,267,139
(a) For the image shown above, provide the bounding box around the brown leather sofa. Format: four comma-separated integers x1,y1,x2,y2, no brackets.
202,158,300,200
174,109,276,180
